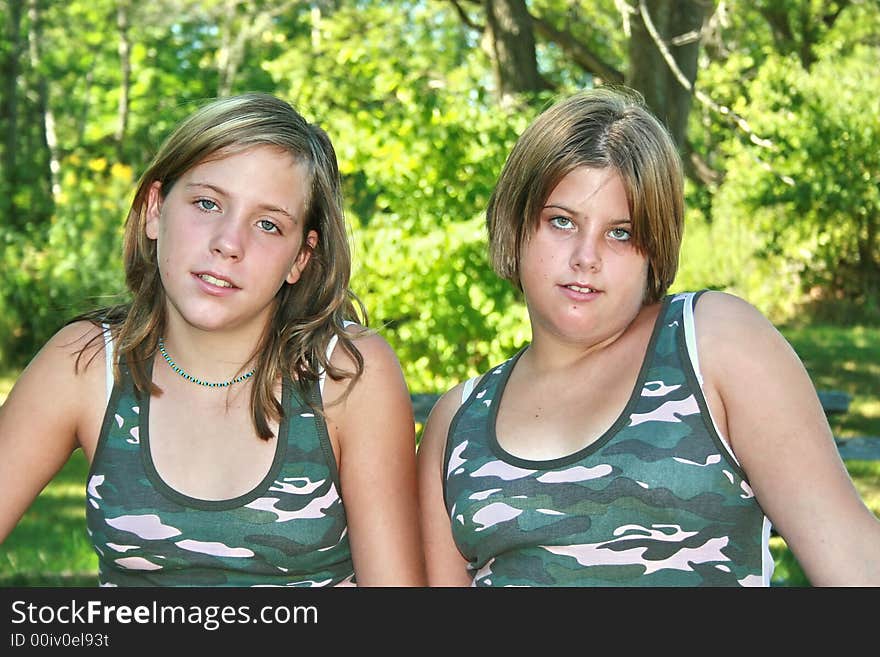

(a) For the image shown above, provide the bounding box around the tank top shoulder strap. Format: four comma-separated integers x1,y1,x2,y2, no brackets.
442,349,524,500
101,323,114,404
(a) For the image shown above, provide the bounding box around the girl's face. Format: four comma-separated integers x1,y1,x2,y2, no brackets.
145,145,317,337
519,165,649,347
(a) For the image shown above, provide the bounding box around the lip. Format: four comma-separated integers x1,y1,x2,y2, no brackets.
192,271,239,294
558,282,602,301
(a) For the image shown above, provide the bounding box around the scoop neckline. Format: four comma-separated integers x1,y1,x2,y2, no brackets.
139,357,290,511
486,296,671,470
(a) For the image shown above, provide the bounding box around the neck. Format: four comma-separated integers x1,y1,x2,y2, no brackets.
160,321,265,382
158,337,255,388
526,303,657,374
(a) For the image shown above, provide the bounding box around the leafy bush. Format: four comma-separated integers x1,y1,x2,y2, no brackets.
707,45,880,323
0,159,130,367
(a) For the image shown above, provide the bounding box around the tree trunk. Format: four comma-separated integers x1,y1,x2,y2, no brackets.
27,0,59,202
758,1,851,70
482,0,543,102
531,15,623,85
627,0,708,150
2,0,24,221
116,0,131,163
216,0,236,96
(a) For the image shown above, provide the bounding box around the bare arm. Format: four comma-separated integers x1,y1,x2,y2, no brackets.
325,330,426,586
0,321,104,543
417,384,473,586
697,291,880,585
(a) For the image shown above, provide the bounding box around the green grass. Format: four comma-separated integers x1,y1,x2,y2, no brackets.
0,324,878,586
0,448,99,586
769,458,880,586
769,325,880,586
0,372,13,402
0,372,101,586
781,324,880,438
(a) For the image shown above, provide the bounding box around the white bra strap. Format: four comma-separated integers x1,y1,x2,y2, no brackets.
319,321,357,396
320,335,339,396
102,323,114,404
682,293,702,384
682,292,739,464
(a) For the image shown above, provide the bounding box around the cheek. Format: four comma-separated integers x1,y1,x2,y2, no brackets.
155,253,173,287
618,251,649,276
153,230,179,283
153,218,173,261
155,231,172,265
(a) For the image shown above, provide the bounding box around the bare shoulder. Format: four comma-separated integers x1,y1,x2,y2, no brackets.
426,382,470,434
29,320,108,378
322,323,410,421
694,290,810,405
329,323,404,384
22,320,109,427
343,322,398,363
693,290,776,335
0,320,110,541
325,323,425,584
0,320,107,462
693,290,789,360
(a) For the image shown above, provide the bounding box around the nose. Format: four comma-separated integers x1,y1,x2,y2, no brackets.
569,232,601,272
209,215,245,260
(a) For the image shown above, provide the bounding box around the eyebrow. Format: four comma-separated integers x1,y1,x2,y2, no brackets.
542,203,631,223
185,182,296,222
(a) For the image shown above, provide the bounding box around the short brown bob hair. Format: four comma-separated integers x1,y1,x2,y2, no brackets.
486,86,684,304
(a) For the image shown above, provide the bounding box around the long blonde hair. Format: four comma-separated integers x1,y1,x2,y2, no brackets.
77,93,365,439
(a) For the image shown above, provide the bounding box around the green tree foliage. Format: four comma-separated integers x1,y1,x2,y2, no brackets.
352,216,531,392
263,1,544,389
692,2,880,322
1,0,878,390
712,45,879,320
0,0,221,363
0,159,130,363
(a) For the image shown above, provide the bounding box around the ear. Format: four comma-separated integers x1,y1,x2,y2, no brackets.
286,230,319,285
145,181,163,240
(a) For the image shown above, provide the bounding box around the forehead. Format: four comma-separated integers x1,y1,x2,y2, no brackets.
187,145,305,180
544,166,628,209
180,146,311,213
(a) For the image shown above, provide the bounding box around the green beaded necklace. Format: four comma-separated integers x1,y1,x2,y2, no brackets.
158,337,255,388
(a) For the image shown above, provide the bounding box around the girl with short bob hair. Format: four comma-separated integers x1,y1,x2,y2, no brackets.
487,86,683,305
418,86,880,587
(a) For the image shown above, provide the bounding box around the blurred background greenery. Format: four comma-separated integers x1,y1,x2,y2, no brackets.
1,0,878,586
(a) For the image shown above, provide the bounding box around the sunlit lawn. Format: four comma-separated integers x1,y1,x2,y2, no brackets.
1,324,878,586
0,449,98,586
782,325,880,439
767,324,880,585
0,373,100,586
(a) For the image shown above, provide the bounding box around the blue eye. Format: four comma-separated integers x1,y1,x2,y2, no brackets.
196,199,218,212
609,227,631,241
549,216,574,230
257,219,280,234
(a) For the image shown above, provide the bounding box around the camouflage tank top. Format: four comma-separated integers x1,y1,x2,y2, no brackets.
86,354,353,587
443,291,773,586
